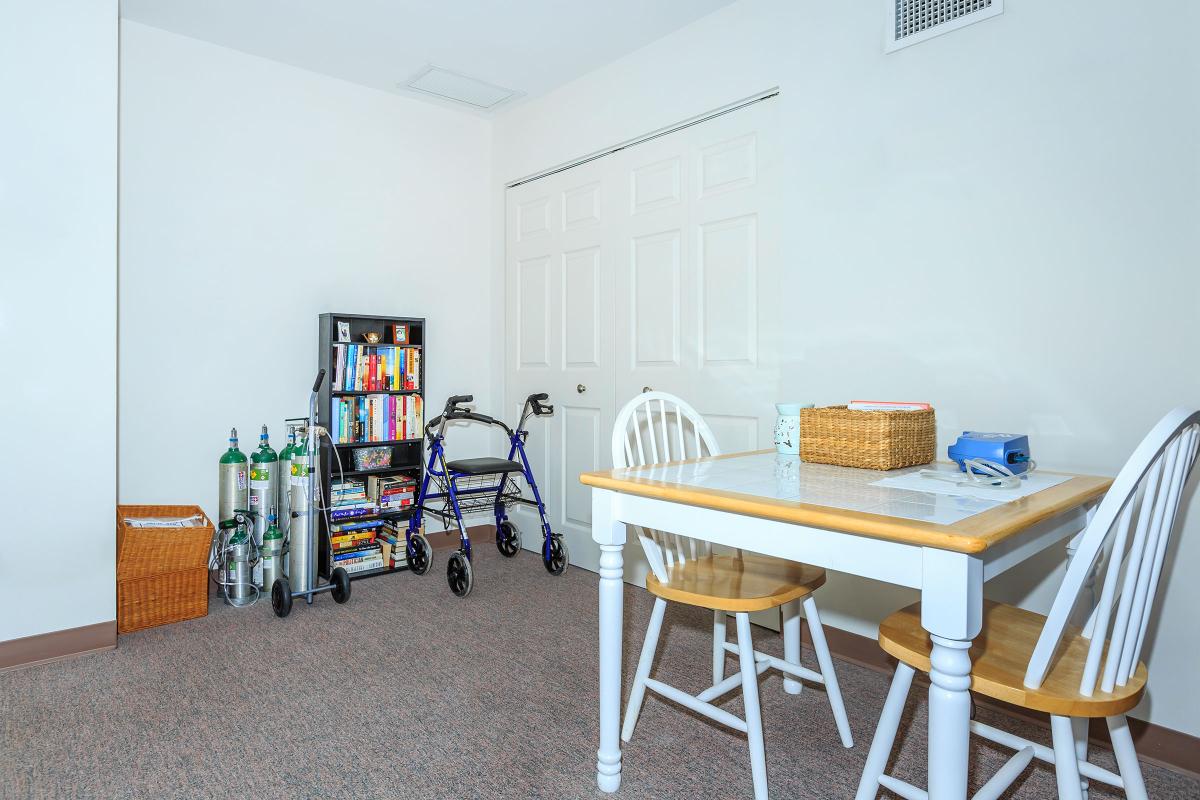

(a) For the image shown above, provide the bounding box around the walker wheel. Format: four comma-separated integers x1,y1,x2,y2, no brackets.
330,567,351,604
271,577,292,618
407,533,433,575
496,520,522,558
544,535,569,576
447,550,473,597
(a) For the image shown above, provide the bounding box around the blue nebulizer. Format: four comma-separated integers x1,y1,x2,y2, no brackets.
947,432,1033,475
921,432,1035,490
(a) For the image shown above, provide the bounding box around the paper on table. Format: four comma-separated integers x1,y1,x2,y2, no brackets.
871,464,1072,503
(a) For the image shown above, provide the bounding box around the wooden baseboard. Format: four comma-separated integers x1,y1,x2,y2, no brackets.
0,620,117,673
800,621,1200,781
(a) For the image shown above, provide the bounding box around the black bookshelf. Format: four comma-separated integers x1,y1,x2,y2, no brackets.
317,313,426,581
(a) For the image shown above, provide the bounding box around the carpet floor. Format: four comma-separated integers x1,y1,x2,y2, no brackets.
2,546,1197,799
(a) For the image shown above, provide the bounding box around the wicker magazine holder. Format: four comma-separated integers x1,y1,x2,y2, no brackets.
799,406,936,470
116,505,212,633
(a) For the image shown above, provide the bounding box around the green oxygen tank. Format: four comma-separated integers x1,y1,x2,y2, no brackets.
260,508,285,591
225,522,254,607
249,424,278,588
218,428,248,526
277,426,298,555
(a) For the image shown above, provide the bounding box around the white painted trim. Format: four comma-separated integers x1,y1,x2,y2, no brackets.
504,88,780,188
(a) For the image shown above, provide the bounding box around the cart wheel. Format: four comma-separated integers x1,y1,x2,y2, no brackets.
407,533,433,575
271,577,292,618
496,520,522,558
447,550,473,597
331,567,352,604
544,535,569,576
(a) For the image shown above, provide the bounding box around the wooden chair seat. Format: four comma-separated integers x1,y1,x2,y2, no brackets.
879,599,1147,717
645,553,827,613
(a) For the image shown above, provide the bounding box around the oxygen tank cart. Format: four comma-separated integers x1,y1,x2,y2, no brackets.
271,369,352,617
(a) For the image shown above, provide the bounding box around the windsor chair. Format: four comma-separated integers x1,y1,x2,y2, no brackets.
856,407,1200,800
614,391,852,800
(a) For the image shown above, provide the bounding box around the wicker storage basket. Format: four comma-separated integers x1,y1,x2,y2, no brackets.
799,406,936,470
117,567,209,634
117,504,213,581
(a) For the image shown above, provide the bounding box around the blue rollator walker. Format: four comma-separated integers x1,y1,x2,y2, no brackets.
404,392,566,597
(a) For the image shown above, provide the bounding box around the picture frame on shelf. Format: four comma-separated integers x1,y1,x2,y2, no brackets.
337,321,351,343
392,323,409,344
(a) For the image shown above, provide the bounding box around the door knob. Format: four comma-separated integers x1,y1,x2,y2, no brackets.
577,384,587,394
642,386,653,393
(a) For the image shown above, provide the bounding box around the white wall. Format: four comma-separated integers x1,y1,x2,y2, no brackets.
0,1,118,641
119,22,494,520
492,0,1200,735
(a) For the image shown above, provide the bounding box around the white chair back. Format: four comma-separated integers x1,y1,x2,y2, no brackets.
1024,407,1200,695
612,391,721,584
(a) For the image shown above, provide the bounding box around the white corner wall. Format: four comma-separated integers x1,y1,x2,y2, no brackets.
492,0,1200,735
0,1,119,641
119,22,494,520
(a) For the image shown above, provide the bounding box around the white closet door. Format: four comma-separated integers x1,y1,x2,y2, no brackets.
506,158,615,572
612,99,779,454
505,98,779,576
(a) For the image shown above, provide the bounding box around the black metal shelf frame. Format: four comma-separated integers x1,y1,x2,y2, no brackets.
317,312,425,581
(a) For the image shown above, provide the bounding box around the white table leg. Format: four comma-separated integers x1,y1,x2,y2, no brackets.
782,598,802,695
593,490,626,793
922,549,983,800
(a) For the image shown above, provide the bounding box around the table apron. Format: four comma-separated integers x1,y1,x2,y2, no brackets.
979,503,1095,581
609,491,924,590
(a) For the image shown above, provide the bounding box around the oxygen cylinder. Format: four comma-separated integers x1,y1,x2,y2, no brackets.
260,509,284,592
218,428,248,526
277,426,298,552
288,435,316,594
225,524,254,607
249,425,278,588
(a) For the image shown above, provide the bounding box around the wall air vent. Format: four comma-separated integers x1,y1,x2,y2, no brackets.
402,65,521,111
887,0,1003,52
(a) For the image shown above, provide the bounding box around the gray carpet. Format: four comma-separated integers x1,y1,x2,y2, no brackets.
2,546,1197,799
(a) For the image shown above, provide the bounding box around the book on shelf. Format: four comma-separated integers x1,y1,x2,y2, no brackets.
332,344,421,392
329,506,377,521
332,541,382,561
338,557,386,575
367,473,417,504
331,529,377,550
331,394,424,444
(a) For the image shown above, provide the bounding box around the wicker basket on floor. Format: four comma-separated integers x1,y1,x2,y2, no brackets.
117,567,209,634
799,406,936,470
117,504,212,633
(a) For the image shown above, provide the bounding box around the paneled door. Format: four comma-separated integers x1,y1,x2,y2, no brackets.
612,99,780,455
506,157,616,573
505,97,779,577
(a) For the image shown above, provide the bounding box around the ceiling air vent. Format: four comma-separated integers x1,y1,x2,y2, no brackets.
402,65,521,111
887,0,1003,52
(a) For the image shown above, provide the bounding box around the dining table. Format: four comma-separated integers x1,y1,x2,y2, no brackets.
580,450,1111,799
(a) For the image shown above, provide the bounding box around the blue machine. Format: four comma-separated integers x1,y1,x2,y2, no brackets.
947,432,1033,475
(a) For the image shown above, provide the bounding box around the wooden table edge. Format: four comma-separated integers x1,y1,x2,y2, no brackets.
579,453,1113,555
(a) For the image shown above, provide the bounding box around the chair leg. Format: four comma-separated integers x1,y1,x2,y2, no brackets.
781,598,802,695
621,597,667,743
1071,716,1090,800
855,662,915,800
1107,715,1149,800
1051,715,1085,800
736,612,769,800
803,596,853,747
713,610,727,686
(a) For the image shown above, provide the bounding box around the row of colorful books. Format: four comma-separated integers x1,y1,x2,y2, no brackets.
328,516,415,573
331,394,424,444
333,344,421,392
328,475,417,520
